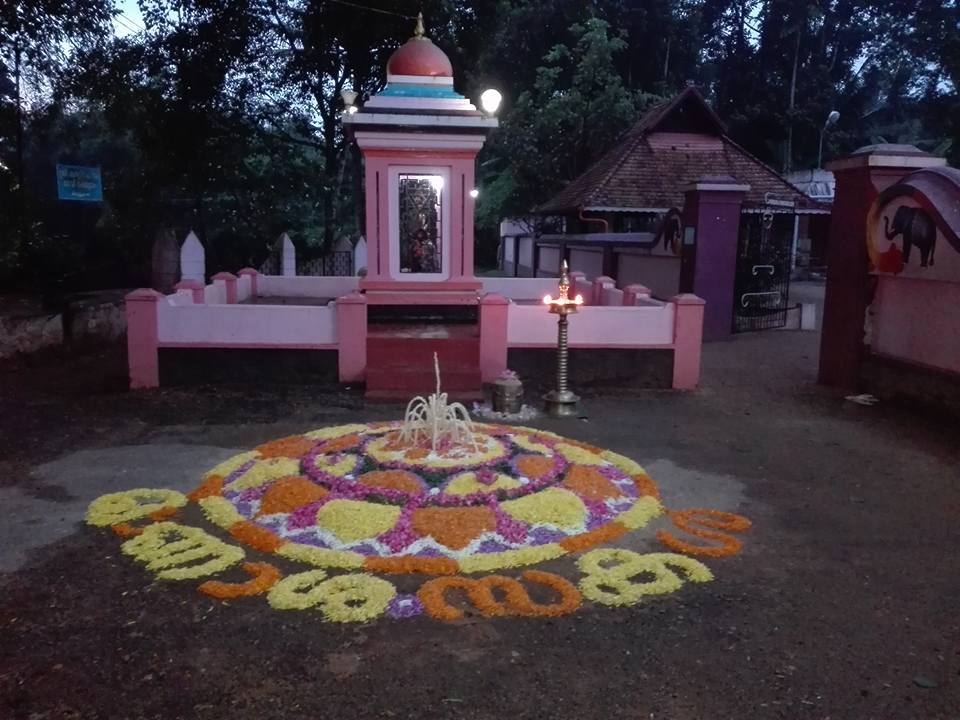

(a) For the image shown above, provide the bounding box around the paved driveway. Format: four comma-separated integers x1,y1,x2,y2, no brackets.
1,328,958,719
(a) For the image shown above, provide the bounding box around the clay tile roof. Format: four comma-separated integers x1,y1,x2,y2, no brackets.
537,87,825,214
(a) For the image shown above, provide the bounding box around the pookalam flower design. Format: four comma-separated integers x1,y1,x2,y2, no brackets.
84,422,754,624
181,422,667,573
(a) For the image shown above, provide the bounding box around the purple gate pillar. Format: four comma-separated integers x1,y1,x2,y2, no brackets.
679,176,749,341
818,144,946,389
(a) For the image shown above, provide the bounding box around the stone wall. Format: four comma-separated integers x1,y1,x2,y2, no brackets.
0,292,127,362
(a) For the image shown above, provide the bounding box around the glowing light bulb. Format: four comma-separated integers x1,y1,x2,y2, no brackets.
480,88,502,115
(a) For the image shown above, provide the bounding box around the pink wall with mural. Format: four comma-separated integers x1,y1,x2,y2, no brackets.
866,167,960,375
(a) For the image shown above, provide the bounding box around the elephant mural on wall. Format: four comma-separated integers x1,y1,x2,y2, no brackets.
883,206,937,267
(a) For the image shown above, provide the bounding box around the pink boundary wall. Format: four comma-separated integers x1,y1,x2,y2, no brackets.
479,293,509,382
670,294,706,390
125,270,705,391
126,288,162,389
336,292,367,383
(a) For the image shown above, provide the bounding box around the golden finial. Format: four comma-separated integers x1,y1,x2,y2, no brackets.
559,259,571,299
413,12,425,38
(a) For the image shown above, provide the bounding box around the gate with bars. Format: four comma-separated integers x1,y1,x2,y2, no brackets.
733,210,793,332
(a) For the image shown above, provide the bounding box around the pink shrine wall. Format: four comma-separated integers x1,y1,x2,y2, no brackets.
360,149,479,288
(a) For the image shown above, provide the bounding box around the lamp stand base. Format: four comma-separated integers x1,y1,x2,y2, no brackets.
543,390,580,417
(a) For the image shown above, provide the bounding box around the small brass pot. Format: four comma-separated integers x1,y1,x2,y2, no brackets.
492,378,523,414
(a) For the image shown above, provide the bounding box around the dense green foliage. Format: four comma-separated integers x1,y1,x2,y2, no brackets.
1,0,957,290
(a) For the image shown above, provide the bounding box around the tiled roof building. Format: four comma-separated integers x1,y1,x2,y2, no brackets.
537,87,825,214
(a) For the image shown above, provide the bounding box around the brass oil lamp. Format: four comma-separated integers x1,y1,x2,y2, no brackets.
542,260,584,416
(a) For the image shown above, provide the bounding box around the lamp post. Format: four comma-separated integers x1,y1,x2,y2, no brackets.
818,110,840,169
480,88,502,117
543,260,584,417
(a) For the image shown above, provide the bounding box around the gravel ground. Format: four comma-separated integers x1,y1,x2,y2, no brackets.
1,326,958,720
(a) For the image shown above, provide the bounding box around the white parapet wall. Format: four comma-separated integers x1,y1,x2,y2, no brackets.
203,282,227,305
506,302,676,347
237,274,253,303
257,275,360,298
157,299,337,348
481,277,563,300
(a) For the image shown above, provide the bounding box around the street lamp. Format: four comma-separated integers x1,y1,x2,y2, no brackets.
341,89,359,115
818,110,840,169
480,88,502,116
542,260,584,417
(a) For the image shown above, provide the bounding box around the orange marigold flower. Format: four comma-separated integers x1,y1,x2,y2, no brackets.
111,522,143,538
317,433,361,454
418,576,477,620
559,521,628,552
515,570,582,617
258,476,328,516
111,506,179,537
411,506,497,550
563,465,622,501
656,508,751,557
188,474,224,502
228,521,286,553
358,470,425,495
147,506,180,521
515,455,555,480
381,431,406,452
632,472,661,499
198,562,282,599
418,572,582,620
363,556,459,576
256,436,317,459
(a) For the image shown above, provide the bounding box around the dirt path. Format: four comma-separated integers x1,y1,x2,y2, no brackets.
1,331,958,719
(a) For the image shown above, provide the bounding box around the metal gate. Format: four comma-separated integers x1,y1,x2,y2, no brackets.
733,211,793,332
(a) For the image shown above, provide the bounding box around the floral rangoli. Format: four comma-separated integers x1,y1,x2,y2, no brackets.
86,423,752,623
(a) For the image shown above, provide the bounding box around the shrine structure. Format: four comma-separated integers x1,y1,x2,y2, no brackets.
124,17,706,398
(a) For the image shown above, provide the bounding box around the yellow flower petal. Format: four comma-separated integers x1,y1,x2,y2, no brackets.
555,443,606,466
316,500,401,543
458,544,565,573
600,449,647,476
230,457,302,491
198,496,246,529
501,488,587,529
204,451,259,481
304,424,369,440
615,496,663,529
276,543,365,569
444,471,522,496
512,433,554,455
121,522,244,581
85,488,187,527
308,453,359,478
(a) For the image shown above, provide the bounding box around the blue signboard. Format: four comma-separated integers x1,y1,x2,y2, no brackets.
56,164,103,202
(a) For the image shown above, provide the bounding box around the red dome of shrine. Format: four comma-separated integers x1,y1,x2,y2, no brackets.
386,16,453,77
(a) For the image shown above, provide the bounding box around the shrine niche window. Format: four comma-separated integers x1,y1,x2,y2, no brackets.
388,167,450,281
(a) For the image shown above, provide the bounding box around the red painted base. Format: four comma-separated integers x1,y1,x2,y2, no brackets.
365,323,482,400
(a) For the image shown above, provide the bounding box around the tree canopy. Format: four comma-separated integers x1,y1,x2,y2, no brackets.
1,0,957,290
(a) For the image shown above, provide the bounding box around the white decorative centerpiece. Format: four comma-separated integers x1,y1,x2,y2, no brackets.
399,353,478,452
